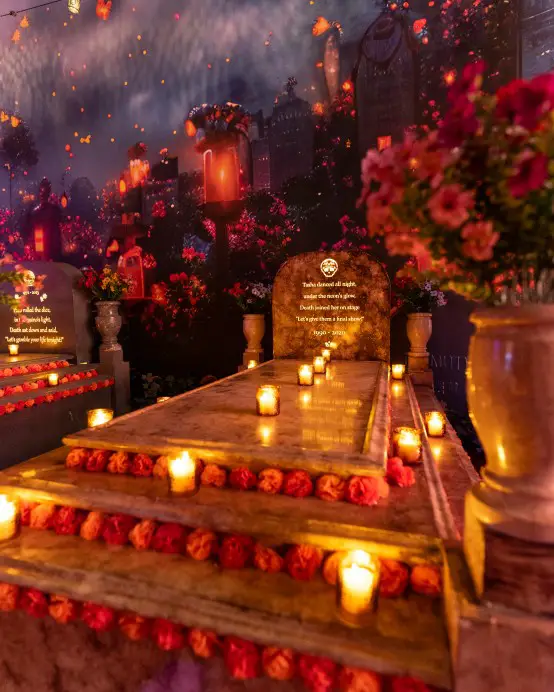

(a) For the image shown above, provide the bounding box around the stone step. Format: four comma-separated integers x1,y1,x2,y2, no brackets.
0,528,452,689
0,353,76,375
0,373,110,407
0,364,101,389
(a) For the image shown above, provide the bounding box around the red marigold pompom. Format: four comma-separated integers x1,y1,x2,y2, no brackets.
152,523,188,554
29,503,56,530
188,628,220,658
119,613,151,641
315,474,346,502
49,595,80,624
0,582,19,611
345,476,380,506
153,456,169,479
224,636,260,680
219,534,254,569
285,544,324,581
338,666,383,692
19,500,37,526
387,458,415,488
151,618,185,651
298,654,337,692
257,468,284,494
391,676,432,692
53,506,86,536
86,449,111,473
283,470,313,498
81,602,116,632
102,513,137,546
410,565,442,597
322,551,346,586
186,527,218,561
129,519,157,551
200,464,227,488
66,447,89,470
262,646,296,681
229,466,257,490
107,451,131,474
379,559,409,598
130,453,154,477
253,543,284,573
20,588,49,618
80,511,105,541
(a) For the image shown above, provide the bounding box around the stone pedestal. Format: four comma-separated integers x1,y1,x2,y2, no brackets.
242,348,264,369
407,353,430,373
99,349,130,415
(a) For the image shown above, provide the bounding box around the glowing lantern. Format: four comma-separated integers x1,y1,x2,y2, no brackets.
96,0,112,20
34,227,45,254
129,159,150,187
342,80,353,92
0,112,7,123
185,119,197,137
312,102,325,116
312,16,331,37
68,0,81,14
10,116,20,128
444,70,457,86
20,16,30,29
377,135,392,151
11,30,20,44
60,192,68,209
203,142,240,204
119,176,127,196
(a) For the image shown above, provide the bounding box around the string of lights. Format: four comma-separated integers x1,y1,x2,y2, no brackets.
0,0,92,20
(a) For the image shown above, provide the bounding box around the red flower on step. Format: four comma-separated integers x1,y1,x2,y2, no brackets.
153,455,169,479
410,565,442,597
219,534,254,569
223,636,260,680
253,543,284,573
152,523,188,554
20,588,49,618
257,468,284,494
49,595,80,624
229,466,257,490
283,470,313,498
107,451,131,474
315,474,346,502
298,654,337,692
345,476,380,506
379,559,409,598
262,646,296,681
386,458,415,488
188,628,220,658
322,551,346,586
338,667,383,692
0,582,19,611
81,602,116,632
200,464,227,487
186,527,218,561
19,501,37,526
119,613,151,641
53,506,86,536
86,449,110,472
130,453,154,477
29,503,56,530
80,511,105,541
285,544,324,581
151,618,185,651
102,513,137,546
129,519,157,551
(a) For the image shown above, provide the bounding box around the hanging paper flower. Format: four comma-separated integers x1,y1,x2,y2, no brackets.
96,0,112,20
68,0,81,15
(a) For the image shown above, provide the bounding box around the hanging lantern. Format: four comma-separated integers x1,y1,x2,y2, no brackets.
203,141,240,204
68,0,81,14
119,176,127,196
96,0,112,21
60,192,68,209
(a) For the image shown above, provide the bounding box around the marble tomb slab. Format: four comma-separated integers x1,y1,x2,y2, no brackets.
64,360,390,477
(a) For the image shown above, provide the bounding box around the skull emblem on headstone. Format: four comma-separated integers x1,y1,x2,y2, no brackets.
320,258,338,278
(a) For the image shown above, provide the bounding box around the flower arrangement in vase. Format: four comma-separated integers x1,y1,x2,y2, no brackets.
80,267,133,302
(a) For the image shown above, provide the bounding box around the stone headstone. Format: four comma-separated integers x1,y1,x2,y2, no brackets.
0,261,93,362
273,251,390,361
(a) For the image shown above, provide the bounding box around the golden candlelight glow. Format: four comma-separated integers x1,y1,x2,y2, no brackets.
431,443,442,461
256,385,280,416
313,356,326,374
168,451,197,494
47,373,59,387
297,364,314,386
156,396,170,403
8,344,19,356
425,411,446,437
258,424,273,446
87,408,114,428
322,348,331,362
247,359,258,369
338,550,379,619
391,382,403,398
391,364,405,380
298,390,312,409
395,428,422,464
0,495,18,541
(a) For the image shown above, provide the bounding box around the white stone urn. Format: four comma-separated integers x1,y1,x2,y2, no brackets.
406,312,433,356
466,305,554,544
95,301,122,352
243,314,265,352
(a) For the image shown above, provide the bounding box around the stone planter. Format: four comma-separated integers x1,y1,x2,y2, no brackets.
406,312,432,372
95,301,122,353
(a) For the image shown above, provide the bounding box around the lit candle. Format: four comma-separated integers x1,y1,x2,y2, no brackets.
47,373,59,387
247,360,258,369
156,396,170,403
338,551,379,619
87,408,114,428
8,344,19,356
256,385,280,416
322,348,331,362
168,451,197,495
0,495,18,541
425,411,446,437
391,364,405,380
395,428,422,464
297,364,314,386
313,356,326,375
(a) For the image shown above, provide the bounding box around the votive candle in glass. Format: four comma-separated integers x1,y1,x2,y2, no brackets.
0,495,18,541
168,452,197,495
391,364,405,380
156,396,170,403
322,348,331,362
8,344,19,356
256,385,280,416
47,373,59,387
425,411,446,437
313,356,327,375
297,364,314,386
337,550,379,623
87,408,114,428
247,360,258,369
394,427,422,463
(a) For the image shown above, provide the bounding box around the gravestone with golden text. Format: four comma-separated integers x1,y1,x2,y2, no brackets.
273,251,390,361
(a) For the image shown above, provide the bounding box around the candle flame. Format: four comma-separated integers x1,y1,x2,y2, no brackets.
168,451,196,478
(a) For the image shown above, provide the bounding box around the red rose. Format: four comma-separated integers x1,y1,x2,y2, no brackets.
188,628,220,658
152,523,188,554
0,582,19,611
130,453,154,477
379,559,409,598
285,544,324,581
22,382,32,392
262,647,296,681
80,511,105,541
20,500,37,526
129,519,157,551
345,477,380,506
410,565,442,597
298,654,337,692
186,527,218,561
45,394,54,404
386,458,415,488
102,513,137,546
53,506,86,536
0,406,5,417
35,396,46,405
119,613,151,641
151,618,185,651
322,551,347,586
257,468,284,494
81,602,116,632
20,588,49,618
391,677,431,692
253,543,284,573
219,534,254,569
315,474,346,502
283,470,313,498
200,464,227,488
49,595,80,624
24,399,35,408
153,456,169,479
223,636,260,680
229,467,257,490
339,667,383,692
29,503,56,530
86,449,110,472
107,451,131,474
